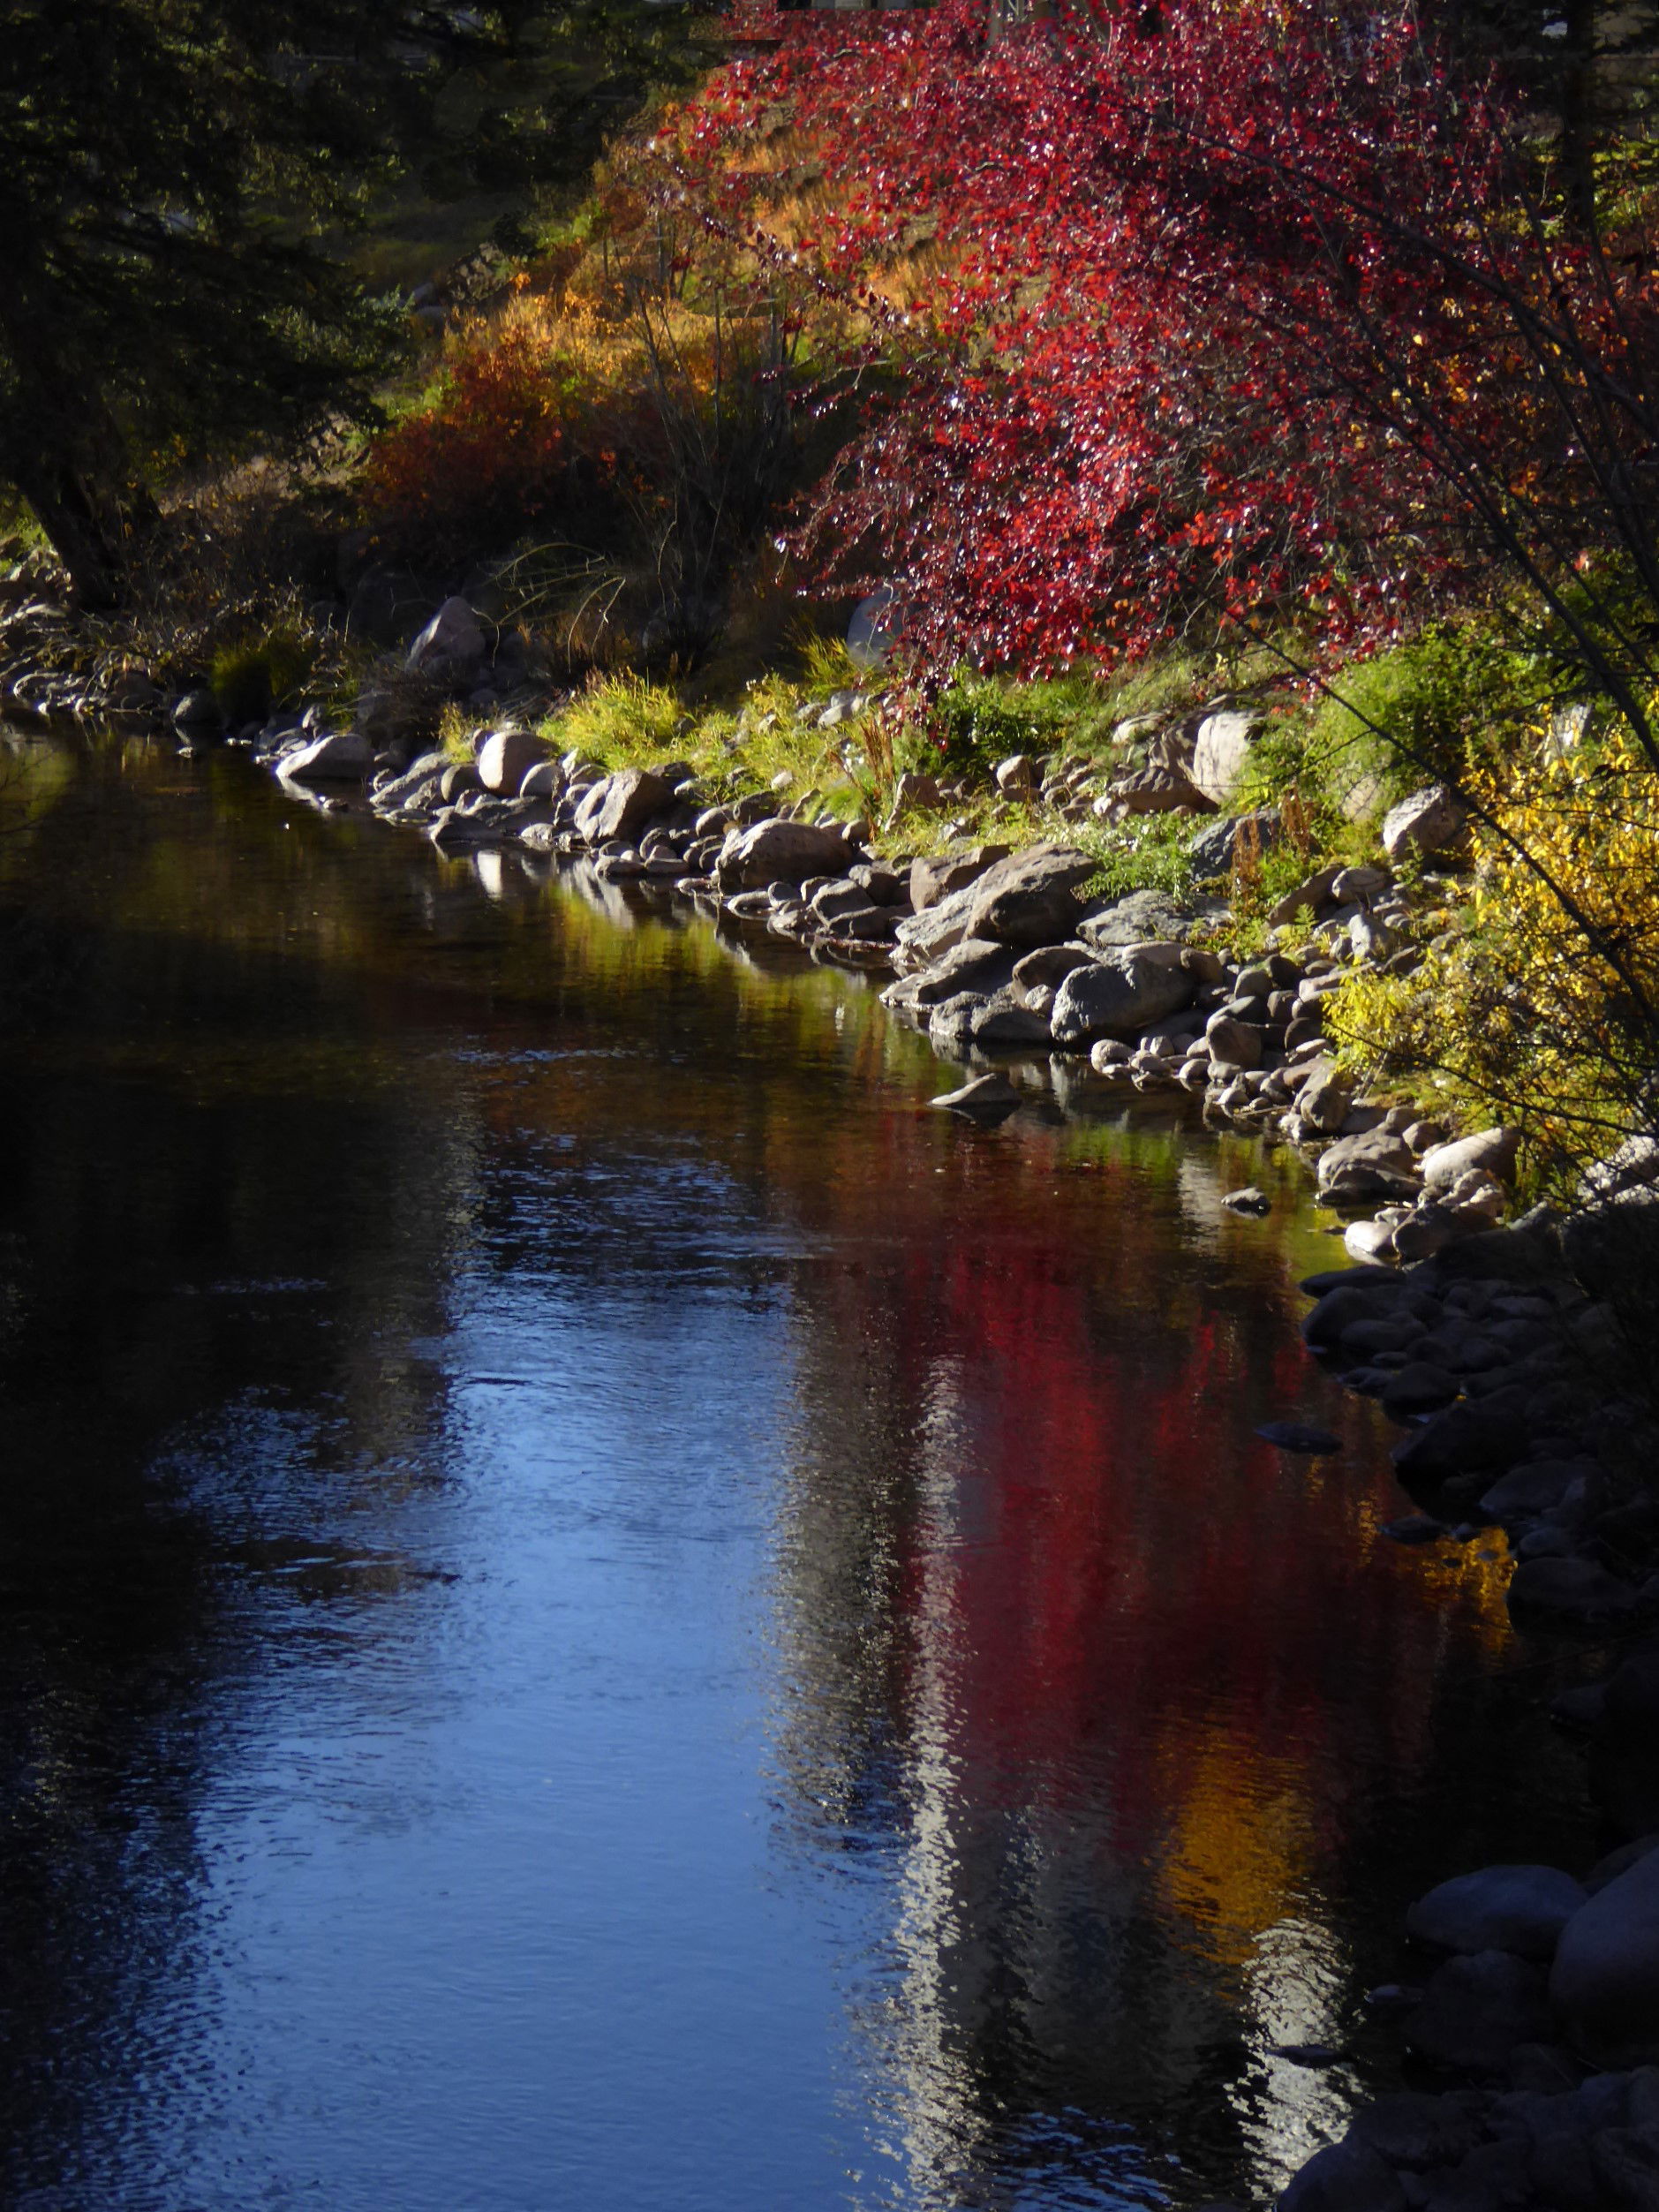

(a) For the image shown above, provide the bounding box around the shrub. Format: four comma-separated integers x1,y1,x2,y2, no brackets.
364,318,615,560
1303,628,1543,816
210,628,313,724
1325,721,1659,1189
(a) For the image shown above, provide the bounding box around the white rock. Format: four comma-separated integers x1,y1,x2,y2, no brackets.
518,759,562,800
1381,783,1465,861
278,729,373,782
1189,709,1259,803
1346,1219,1398,1264
476,729,544,796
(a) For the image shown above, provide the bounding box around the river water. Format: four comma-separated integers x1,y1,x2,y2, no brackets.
0,730,1595,2211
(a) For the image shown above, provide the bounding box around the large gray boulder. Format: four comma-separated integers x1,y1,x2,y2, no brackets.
370,750,449,809
1406,1866,1587,1960
1297,1060,1356,1134
1049,944,1195,1046
1382,782,1465,861
883,939,1018,1011
1507,1555,1638,1627
1551,1846,1659,2065
279,729,373,782
1316,1126,1418,1202
1391,1391,1531,1483
911,847,1007,911
1076,888,1202,948
577,766,675,849
962,842,1096,947
1187,807,1278,876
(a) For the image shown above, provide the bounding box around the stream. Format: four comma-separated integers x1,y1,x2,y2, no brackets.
0,729,1595,2211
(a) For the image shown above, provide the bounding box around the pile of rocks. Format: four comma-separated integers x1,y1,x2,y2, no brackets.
1285,1846,1659,2212
1300,1237,1656,1622
249,681,1528,1270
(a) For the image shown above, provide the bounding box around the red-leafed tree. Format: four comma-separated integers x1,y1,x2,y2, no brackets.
631,0,1659,709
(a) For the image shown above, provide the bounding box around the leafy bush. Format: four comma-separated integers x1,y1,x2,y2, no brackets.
1303,628,1542,815
364,317,615,560
1325,721,1659,1189
926,668,1090,776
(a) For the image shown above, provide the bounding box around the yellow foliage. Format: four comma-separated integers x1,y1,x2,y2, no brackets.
1327,723,1659,1188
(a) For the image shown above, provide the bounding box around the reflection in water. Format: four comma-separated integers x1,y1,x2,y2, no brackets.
0,729,1597,2210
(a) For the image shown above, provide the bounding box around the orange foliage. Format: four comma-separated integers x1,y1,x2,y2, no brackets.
365,313,617,555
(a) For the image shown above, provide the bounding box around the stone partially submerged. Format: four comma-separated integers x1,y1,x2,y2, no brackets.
1048,944,1195,1046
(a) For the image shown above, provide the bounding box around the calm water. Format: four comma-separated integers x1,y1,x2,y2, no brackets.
0,729,1595,2212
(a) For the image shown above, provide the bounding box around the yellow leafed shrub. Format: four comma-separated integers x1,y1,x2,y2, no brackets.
1327,723,1659,1192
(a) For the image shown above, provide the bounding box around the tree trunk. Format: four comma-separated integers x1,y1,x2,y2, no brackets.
1557,0,1599,231
8,456,123,610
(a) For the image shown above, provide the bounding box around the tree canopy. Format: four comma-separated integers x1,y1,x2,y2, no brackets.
0,0,704,602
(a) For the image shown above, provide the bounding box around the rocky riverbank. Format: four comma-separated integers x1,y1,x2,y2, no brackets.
11,581,1659,2209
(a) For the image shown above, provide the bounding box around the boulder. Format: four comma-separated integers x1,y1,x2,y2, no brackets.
1101,759,1213,815
577,766,675,848
973,998,1054,1048
1346,1219,1399,1265
931,1072,1021,1121
476,729,545,796
888,769,942,818
1189,708,1260,804
1349,2093,1486,2171
370,750,449,809
1382,782,1466,862
1404,1950,1555,2074
518,759,562,801
1269,864,1344,925
885,939,1019,1011
406,594,487,681
963,843,1097,947
929,993,988,1057
1507,1556,1638,1627
1204,1013,1263,1070
1479,1461,1580,1519
1407,1867,1587,1961
1316,1126,1418,1200
279,729,373,782
1422,1128,1523,1191
1299,1061,1356,1134
1012,942,1094,997
1278,2141,1407,2212
1049,945,1195,1046
1391,1393,1531,1483
1581,1135,1659,1204
173,686,222,729
1551,1846,1659,2065
911,848,1002,911
1187,807,1279,876
994,753,1037,796
1380,1359,1460,1415
1076,888,1203,947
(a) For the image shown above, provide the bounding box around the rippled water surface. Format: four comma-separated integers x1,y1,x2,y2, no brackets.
0,733,1595,2211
